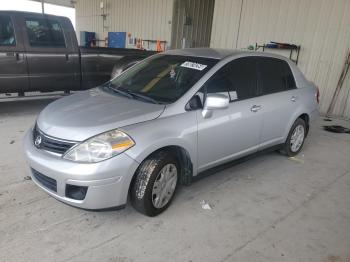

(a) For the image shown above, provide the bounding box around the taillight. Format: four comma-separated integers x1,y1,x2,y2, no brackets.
316,87,320,104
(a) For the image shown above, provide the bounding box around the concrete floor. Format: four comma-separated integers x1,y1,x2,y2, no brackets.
1,97,350,262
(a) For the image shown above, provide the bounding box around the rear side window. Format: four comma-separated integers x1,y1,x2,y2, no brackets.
25,17,66,47
257,57,296,95
204,57,257,101
0,15,16,46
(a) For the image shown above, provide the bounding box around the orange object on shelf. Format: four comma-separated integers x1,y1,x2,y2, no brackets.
136,38,143,49
156,40,163,52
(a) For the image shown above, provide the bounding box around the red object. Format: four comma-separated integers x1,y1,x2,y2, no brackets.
316,87,320,104
156,40,162,52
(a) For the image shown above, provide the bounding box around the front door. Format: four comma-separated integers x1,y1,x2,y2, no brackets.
196,57,263,172
19,14,80,92
0,13,28,93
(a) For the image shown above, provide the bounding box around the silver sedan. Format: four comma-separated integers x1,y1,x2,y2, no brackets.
23,48,319,216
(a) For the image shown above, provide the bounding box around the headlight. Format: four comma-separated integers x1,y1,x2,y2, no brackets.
63,129,135,163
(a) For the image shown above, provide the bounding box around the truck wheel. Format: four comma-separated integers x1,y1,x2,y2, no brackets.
281,118,306,157
130,151,179,216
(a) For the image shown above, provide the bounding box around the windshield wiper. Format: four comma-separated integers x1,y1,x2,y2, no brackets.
106,82,133,99
119,88,161,104
105,83,161,104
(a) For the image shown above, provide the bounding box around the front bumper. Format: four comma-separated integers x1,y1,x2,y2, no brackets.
23,129,140,209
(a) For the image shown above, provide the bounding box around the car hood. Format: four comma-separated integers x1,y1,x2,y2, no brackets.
36,88,165,141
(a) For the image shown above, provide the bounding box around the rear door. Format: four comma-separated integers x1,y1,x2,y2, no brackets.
0,13,28,93
197,57,263,172
19,14,80,92
256,57,299,149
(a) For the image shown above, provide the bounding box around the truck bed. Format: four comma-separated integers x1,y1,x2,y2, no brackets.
79,47,156,89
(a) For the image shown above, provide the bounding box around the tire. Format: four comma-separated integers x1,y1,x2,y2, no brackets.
130,151,179,216
281,118,306,157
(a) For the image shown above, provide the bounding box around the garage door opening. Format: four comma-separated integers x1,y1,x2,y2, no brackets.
171,0,215,49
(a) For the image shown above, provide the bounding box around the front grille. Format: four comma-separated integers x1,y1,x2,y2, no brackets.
31,168,57,192
33,125,76,155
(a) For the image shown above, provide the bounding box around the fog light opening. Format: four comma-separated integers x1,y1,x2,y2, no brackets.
65,184,88,200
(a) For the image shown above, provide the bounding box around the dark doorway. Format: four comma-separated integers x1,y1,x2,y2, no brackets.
171,0,215,49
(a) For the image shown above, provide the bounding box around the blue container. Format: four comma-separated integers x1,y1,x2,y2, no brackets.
80,31,95,47
108,32,126,48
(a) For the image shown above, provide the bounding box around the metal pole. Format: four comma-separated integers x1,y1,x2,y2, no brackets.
41,0,45,14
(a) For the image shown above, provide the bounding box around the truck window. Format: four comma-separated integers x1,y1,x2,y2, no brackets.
25,17,66,48
0,15,16,46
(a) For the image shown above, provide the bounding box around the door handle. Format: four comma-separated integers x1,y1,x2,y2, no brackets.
7,52,21,61
65,54,69,61
291,95,298,102
251,105,262,112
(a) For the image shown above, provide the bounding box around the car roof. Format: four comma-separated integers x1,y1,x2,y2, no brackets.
164,48,293,62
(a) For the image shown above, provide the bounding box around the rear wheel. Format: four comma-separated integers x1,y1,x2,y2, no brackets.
130,151,179,216
281,118,306,157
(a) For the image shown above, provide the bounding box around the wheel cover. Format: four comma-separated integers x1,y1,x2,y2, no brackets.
152,163,178,209
290,124,305,152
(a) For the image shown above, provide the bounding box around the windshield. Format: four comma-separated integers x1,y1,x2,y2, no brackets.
108,54,218,103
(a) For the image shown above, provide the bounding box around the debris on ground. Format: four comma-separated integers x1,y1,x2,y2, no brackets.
23,176,32,181
200,200,212,210
288,156,304,164
9,140,15,144
324,118,332,122
323,125,350,134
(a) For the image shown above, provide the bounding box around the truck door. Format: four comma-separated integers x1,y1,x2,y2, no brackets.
19,14,80,92
0,13,28,93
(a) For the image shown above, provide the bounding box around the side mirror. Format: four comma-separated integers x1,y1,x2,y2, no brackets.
202,93,229,118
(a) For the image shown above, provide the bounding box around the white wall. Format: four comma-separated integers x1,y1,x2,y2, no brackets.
211,0,350,117
75,0,173,49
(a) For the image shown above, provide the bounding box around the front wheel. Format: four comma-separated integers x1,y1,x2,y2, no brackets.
281,118,306,157
130,151,179,216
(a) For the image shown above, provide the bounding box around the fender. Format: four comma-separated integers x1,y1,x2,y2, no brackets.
283,106,310,141
122,112,199,176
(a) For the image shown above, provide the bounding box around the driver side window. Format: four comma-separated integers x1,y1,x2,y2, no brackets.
203,57,258,102
196,65,230,107
203,68,230,97
0,15,16,46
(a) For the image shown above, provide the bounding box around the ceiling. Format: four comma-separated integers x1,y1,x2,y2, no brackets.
32,0,75,8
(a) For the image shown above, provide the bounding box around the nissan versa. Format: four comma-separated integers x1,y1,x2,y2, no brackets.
23,48,319,216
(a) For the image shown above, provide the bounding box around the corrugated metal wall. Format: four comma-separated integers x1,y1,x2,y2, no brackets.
211,0,350,118
171,0,215,49
75,0,174,49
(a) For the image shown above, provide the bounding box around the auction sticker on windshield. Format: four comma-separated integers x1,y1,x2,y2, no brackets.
181,61,207,71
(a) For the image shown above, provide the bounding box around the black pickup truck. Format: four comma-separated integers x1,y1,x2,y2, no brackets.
0,11,155,94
